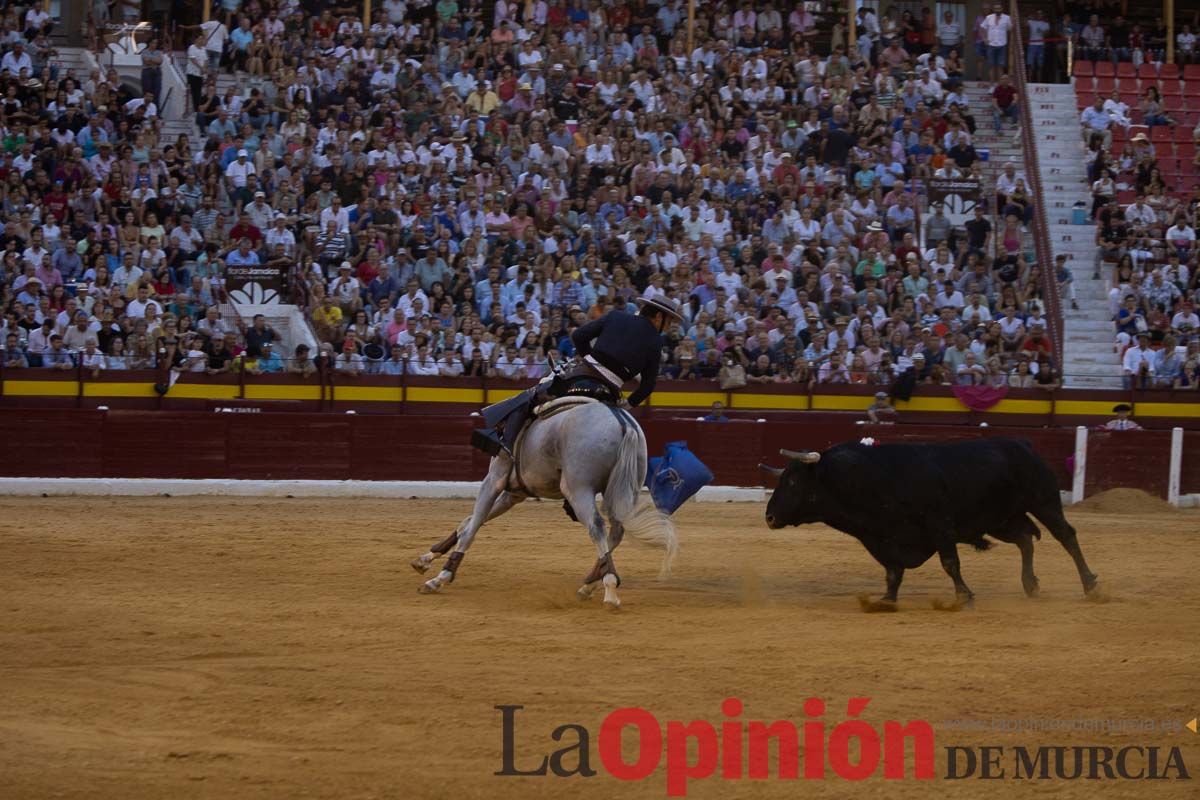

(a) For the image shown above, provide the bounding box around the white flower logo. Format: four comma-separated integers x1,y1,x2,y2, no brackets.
229,282,281,306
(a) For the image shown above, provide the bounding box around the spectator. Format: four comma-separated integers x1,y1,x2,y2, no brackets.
991,74,1019,133
1100,403,1143,430
980,3,1013,83
866,391,897,423
1081,98,1113,149
1122,332,1156,389
703,401,729,422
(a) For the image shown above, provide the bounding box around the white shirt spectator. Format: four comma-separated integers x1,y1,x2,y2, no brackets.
1122,342,1155,376
320,204,351,232
981,12,1012,46
1,49,32,75
1171,310,1199,333
225,158,256,188
1125,201,1157,228
126,297,163,320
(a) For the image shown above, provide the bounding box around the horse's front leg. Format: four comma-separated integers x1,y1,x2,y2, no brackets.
411,488,522,574
418,458,517,594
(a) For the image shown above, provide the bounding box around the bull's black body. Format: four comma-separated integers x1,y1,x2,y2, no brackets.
764,438,1099,605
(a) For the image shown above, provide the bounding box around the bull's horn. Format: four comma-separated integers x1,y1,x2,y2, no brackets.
758,463,784,477
780,449,821,463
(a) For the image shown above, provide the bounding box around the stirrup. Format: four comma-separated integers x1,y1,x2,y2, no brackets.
471,427,508,457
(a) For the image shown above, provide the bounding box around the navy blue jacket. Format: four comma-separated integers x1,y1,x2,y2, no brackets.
571,311,662,406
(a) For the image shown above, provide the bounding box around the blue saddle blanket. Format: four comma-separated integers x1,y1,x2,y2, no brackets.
645,441,714,514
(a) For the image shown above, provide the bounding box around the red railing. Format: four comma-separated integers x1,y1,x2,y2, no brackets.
1009,0,1065,369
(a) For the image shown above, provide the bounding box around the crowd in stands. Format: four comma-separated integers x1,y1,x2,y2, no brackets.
1067,5,1200,388
0,0,1187,392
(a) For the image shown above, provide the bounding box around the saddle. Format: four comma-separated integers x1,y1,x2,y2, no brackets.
471,358,622,458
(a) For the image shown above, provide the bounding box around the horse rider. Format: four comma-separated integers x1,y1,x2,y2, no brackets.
472,296,682,456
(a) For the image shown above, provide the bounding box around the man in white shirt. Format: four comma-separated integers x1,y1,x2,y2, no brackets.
981,3,1013,82
185,34,207,109
1121,332,1155,389
126,284,163,320
1165,219,1196,258
1124,197,1157,230
995,161,1024,208
319,196,351,232
224,149,256,204
242,191,274,230
1171,303,1199,339
197,18,229,71
264,214,296,257
1080,98,1113,148
0,42,32,75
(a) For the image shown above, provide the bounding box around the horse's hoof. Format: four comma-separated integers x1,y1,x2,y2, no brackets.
603,598,621,611
856,594,899,613
577,585,595,601
418,580,441,594
411,558,430,574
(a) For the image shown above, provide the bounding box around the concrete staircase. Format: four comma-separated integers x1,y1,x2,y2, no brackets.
961,81,1030,252
167,50,273,141
49,44,92,82
1027,81,1122,388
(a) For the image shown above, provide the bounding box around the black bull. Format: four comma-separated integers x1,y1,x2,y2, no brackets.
762,438,1099,606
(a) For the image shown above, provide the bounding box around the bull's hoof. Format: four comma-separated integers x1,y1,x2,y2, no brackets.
410,558,431,574
1022,578,1040,598
1084,584,1110,603
1083,574,1100,594
856,594,899,613
931,595,974,612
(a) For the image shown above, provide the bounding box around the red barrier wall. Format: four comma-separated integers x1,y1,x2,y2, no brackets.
2,410,1195,498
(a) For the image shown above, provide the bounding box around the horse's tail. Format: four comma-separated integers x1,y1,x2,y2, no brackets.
604,419,678,579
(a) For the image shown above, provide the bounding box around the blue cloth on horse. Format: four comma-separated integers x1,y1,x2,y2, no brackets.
644,441,714,514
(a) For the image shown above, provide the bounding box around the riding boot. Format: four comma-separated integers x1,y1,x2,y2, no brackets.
500,400,531,454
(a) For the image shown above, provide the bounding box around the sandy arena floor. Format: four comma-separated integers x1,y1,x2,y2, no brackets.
0,496,1197,799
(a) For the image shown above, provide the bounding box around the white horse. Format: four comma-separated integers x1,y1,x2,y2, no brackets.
411,398,678,608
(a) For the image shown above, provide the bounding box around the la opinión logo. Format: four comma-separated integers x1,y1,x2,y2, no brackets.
495,698,935,796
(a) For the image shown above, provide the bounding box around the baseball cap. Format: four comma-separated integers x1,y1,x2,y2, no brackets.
237,149,248,157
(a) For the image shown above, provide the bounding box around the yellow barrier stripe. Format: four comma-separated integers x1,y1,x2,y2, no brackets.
244,384,322,401
728,393,811,410
485,388,524,403
986,398,1054,414
1133,403,1200,418
1053,400,1139,416
82,382,160,398
330,386,403,402
408,386,485,403
5,379,1200,418
168,383,240,400
3,380,78,397
647,390,727,407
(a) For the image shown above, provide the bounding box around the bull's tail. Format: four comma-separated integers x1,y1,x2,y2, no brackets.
603,420,678,579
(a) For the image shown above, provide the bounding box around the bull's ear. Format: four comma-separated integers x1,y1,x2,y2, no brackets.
780,449,821,463
758,463,783,478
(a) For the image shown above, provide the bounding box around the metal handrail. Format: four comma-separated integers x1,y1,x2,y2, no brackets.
1009,0,1065,369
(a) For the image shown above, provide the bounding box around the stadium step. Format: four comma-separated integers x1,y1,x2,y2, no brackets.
1027,82,1123,387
